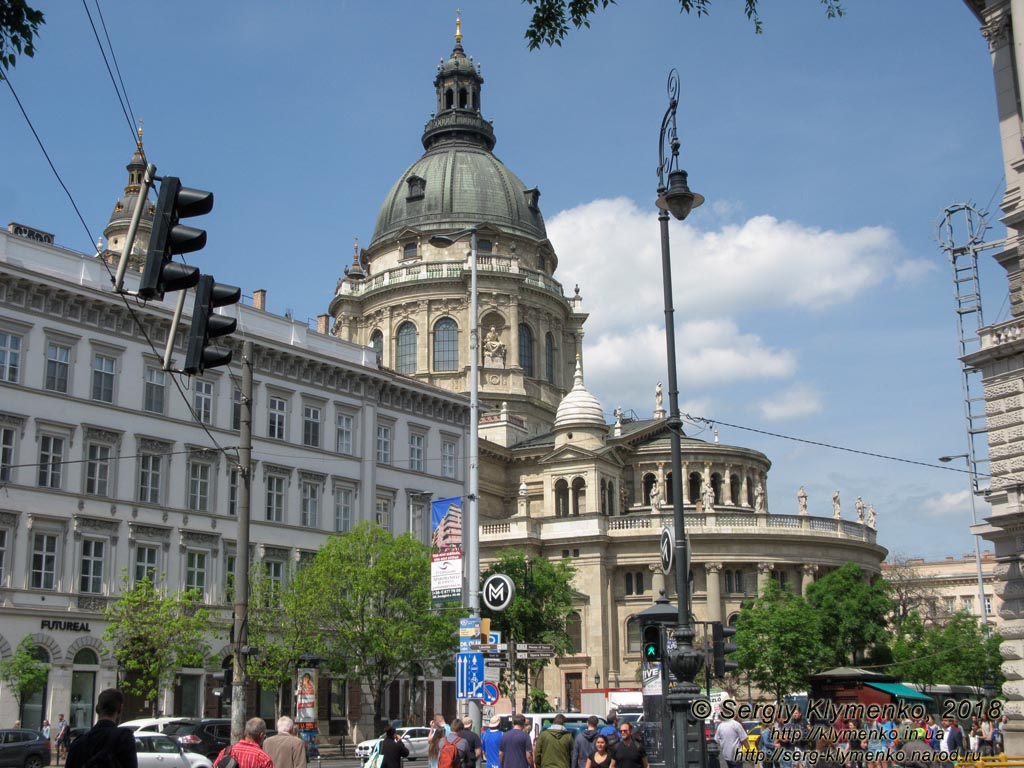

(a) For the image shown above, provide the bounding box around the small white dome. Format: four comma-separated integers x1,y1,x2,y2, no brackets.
554,357,605,429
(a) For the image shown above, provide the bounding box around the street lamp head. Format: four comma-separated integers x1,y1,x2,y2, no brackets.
429,234,456,248
657,169,704,221
938,454,968,463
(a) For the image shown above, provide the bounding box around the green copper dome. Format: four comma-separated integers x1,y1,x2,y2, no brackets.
369,21,547,249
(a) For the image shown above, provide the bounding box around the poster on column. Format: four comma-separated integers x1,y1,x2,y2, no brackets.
431,497,464,607
295,667,318,724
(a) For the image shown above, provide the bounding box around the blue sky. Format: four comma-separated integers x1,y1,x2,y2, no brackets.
0,0,1006,560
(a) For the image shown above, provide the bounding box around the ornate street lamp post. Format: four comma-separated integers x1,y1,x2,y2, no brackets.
657,68,706,768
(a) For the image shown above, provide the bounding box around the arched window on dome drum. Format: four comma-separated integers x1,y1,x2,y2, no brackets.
730,474,741,505
567,611,582,653
643,473,656,505
600,478,607,515
571,476,585,516
555,479,569,517
445,88,454,110
433,317,459,372
519,324,535,377
689,473,702,505
458,87,469,108
711,473,723,504
477,239,492,253
545,333,555,384
665,471,674,505
747,476,755,507
370,330,383,364
396,322,417,374
606,480,615,516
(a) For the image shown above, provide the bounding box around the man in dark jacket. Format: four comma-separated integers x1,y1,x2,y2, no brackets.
381,727,411,768
66,689,138,768
535,715,573,768
571,716,600,768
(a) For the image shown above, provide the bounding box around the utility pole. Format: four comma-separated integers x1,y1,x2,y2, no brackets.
231,340,253,742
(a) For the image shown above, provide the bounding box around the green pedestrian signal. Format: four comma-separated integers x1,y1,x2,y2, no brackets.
642,625,662,661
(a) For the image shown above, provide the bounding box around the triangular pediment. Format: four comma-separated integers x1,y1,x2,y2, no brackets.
538,443,626,469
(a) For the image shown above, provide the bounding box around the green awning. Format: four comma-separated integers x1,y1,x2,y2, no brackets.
864,682,933,702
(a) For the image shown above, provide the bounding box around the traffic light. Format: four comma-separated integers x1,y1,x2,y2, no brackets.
184,275,240,375
138,176,213,300
642,624,662,662
712,621,738,678
211,667,232,701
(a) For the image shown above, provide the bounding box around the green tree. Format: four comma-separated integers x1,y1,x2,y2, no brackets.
0,0,44,79
522,0,844,49
890,610,938,688
103,575,213,714
0,636,49,715
891,610,1003,694
286,522,456,730
246,563,306,717
480,550,576,698
806,562,893,667
733,579,824,702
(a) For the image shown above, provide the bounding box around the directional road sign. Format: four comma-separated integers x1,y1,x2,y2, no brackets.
517,651,557,660
456,652,484,699
485,659,509,668
515,643,555,652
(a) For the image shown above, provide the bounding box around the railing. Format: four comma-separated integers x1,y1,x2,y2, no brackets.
336,258,566,299
980,318,1024,350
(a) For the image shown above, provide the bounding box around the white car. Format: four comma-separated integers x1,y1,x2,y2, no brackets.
356,727,432,762
134,732,201,768
122,718,184,734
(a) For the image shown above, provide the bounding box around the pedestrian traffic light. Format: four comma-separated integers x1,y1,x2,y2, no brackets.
712,621,738,678
184,274,240,375
642,625,662,662
138,176,213,300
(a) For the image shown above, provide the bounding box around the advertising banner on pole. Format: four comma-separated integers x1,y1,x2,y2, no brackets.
431,497,463,608
295,667,318,725
431,497,463,551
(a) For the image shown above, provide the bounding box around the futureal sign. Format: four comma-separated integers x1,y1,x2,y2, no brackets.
8,222,55,244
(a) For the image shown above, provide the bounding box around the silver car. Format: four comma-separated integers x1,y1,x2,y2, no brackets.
134,732,196,768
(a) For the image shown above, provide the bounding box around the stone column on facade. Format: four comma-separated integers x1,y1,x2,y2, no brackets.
657,462,666,509
801,564,818,597
604,557,620,685
705,562,723,623
757,562,773,595
740,472,749,508
518,477,529,518
649,564,667,598
510,301,521,369
680,461,689,505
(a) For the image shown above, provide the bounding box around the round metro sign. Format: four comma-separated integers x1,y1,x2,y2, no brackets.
481,573,516,611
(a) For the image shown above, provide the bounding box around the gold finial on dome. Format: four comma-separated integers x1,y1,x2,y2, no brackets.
352,237,360,262
136,119,144,148
455,11,462,43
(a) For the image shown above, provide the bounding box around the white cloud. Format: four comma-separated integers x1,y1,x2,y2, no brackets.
921,489,970,517
756,385,824,421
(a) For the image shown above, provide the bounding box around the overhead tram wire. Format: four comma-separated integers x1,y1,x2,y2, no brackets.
81,0,138,147
4,74,235,464
92,0,137,132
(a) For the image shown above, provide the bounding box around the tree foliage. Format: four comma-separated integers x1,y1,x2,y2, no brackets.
103,575,213,714
0,0,44,79
246,564,306,717
286,523,456,730
480,550,576,695
0,636,49,711
891,610,1003,693
884,554,940,635
734,580,825,702
521,0,845,49
806,562,893,667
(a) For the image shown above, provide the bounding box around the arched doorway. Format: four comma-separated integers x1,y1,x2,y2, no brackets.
21,645,50,729
70,648,99,729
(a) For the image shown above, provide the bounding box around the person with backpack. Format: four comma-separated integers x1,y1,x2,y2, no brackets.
65,689,137,768
440,718,472,768
596,713,618,749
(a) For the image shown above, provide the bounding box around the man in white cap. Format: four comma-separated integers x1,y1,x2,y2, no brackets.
481,715,504,768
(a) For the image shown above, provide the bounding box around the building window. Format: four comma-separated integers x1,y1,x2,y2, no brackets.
625,572,633,596
626,617,641,654
264,561,284,605
403,241,418,259
370,330,383,362
0,332,22,383
228,469,238,516
85,443,111,496
185,550,207,594
409,432,425,472
441,438,457,479
334,485,354,533
0,529,7,585
45,342,71,393
944,597,955,614
433,318,459,372
962,596,974,613
0,426,14,483
268,396,287,440
31,532,58,590
135,545,158,584
38,434,64,488
519,324,534,377
336,412,354,454
545,333,555,385
567,611,582,653
225,554,236,603
266,473,286,522
301,480,320,528
79,539,105,594
91,353,115,403
396,322,417,374
138,454,162,504
193,380,214,424
303,404,321,448
377,424,392,465
555,479,569,517
375,496,392,531
232,388,242,431
144,366,166,414
188,460,212,512
985,595,993,616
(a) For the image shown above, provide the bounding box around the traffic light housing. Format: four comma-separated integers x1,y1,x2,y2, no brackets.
184,275,240,375
138,177,213,300
642,624,662,662
712,621,738,678
211,667,232,701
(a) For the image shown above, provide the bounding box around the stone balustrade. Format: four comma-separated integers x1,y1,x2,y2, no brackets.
980,318,1024,349
337,259,564,298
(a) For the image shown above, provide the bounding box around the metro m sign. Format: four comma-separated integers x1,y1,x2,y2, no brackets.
481,573,516,612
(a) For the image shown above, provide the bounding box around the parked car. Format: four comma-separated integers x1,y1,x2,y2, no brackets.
136,732,212,768
134,732,194,768
355,727,431,762
0,729,51,768
122,718,186,734
162,719,232,761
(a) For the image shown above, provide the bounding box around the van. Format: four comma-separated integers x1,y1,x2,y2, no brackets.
492,713,606,742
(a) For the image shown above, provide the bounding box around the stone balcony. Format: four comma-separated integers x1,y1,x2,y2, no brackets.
336,258,565,299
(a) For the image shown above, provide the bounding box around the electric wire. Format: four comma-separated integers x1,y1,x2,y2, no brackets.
81,0,138,147
92,0,137,133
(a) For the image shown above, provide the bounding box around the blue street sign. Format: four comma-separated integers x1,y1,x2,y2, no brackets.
456,651,484,699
